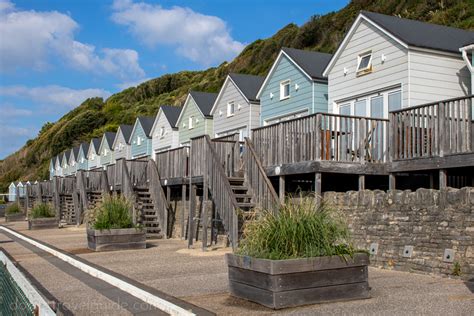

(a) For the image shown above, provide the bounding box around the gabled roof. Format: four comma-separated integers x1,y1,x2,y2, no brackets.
189,91,218,117
119,125,133,144
137,116,155,137
228,73,264,102
70,146,80,162
79,142,90,158
161,106,182,128
257,48,332,99
90,138,101,153
62,150,71,164
361,11,474,54
103,132,116,149
323,11,474,76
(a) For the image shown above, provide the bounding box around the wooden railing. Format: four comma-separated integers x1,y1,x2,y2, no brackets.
203,135,240,249
243,137,281,213
155,147,189,179
390,95,473,160
252,113,389,167
147,159,170,237
86,170,103,191
126,159,149,187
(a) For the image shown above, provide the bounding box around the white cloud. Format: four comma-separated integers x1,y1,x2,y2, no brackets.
0,104,33,117
111,0,245,66
0,0,145,79
0,85,112,109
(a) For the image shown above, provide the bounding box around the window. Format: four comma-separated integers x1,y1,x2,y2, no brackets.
388,90,402,112
137,136,141,146
370,96,384,118
160,126,165,138
356,52,372,75
354,99,367,116
280,80,290,100
227,102,235,117
188,116,194,129
339,103,351,116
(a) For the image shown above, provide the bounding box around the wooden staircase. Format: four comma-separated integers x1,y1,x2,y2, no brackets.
135,187,162,239
228,176,256,232
86,191,102,210
59,194,76,225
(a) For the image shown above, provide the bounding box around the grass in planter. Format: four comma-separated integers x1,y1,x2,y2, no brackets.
92,195,134,230
6,203,21,214
237,197,356,260
31,203,55,218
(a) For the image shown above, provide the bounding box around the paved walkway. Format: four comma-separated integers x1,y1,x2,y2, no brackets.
1,220,473,315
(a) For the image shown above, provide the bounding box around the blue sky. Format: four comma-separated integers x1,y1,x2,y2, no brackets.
0,0,348,159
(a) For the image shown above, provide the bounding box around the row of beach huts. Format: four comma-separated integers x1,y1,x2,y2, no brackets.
9,11,474,205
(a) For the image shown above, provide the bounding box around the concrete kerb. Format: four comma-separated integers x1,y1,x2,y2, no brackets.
0,225,195,316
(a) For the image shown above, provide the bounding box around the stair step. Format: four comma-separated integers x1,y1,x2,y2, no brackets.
235,194,252,199
237,202,255,208
228,177,245,184
143,214,157,219
230,185,248,191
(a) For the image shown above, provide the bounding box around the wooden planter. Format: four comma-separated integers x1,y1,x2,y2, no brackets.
226,253,370,309
28,218,58,230
87,228,146,252
5,212,25,222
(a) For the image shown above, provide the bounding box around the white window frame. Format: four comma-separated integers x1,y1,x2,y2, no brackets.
336,88,402,119
159,126,166,138
227,101,235,117
188,116,194,129
356,51,373,75
137,136,141,146
280,80,291,100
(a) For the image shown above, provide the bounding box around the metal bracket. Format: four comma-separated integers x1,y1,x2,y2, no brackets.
403,246,413,258
443,249,455,263
369,243,378,255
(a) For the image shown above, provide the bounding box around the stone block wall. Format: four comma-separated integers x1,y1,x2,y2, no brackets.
323,188,474,280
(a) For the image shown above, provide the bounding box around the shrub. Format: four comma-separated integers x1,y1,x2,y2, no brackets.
31,203,55,219
92,195,134,230
6,203,21,214
237,197,356,260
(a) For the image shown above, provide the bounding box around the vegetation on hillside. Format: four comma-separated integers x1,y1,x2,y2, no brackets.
0,0,472,191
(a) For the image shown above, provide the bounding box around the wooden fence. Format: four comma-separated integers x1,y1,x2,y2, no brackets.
390,95,473,160
155,147,189,179
252,112,389,167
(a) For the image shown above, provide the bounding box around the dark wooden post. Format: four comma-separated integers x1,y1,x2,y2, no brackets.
188,184,196,248
279,175,285,203
202,154,209,250
181,184,186,239
166,186,171,239
16,185,20,207
53,177,60,219
25,184,30,215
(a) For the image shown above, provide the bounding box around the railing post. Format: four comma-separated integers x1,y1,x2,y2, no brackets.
438,101,446,157
389,112,396,161
315,114,322,160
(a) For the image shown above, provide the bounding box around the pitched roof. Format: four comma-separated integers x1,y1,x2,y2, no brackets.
229,73,265,102
103,132,116,149
91,138,101,153
72,146,80,160
281,47,333,80
361,11,474,54
190,91,218,117
119,125,133,143
161,106,182,128
63,150,71,162
137,116,155,137
80,142,90,156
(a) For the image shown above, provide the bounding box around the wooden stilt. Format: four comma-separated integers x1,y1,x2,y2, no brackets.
439,169,447,189
279,175,285,203
188,184,196,248
429,173,434,189
314,172,322,205
166,186,171,239
181,184,186,240
202,183,208,251
358,175,365,190
389,173,396,190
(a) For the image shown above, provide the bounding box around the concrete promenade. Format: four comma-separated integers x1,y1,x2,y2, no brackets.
1,220,473,315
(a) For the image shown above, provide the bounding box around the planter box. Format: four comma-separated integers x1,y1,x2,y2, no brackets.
226,253,370,309
28,218,58,230
5,212,25,222
87,228,146,252
0,205,6,217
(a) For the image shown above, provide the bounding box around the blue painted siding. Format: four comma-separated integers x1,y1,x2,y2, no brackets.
77,150,88,171
8,184,16,201
131,122,152,158
49,160,55,180
99,141,114,167
260,54,328,125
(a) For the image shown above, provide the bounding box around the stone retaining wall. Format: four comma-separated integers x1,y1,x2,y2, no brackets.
323,188,474,280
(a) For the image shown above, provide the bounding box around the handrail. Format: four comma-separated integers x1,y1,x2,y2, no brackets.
147,159,170,238
390,94,474,114
244,137,281,213
203,135,240,249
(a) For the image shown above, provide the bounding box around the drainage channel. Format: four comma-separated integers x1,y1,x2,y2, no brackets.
0,225,215,316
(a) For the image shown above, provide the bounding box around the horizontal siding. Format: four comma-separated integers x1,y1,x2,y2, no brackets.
178,97,212,144
260,55,316,124
77,150,88,171
131,123,150,158
327,19,408,112
213,79,253,137
409,50,470,106
152,112,175,154
113,132,130,161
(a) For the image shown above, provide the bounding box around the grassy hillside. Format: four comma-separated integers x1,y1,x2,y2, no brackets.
1,0,473,191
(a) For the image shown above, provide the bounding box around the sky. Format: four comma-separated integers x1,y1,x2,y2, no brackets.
0,0,349,159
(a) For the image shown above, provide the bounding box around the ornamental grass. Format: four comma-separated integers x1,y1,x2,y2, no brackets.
92,195,134,230
31,203,55,218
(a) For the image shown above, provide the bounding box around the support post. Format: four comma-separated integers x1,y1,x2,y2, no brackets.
166,186,171,239
315,172,322,205
188,184,196,248
358,175,365,190
181,184,186,239
429,173,435,189
25,184,30,215
202,184,208,251
389,173,396,190
279,175,285,203
439,169,447,189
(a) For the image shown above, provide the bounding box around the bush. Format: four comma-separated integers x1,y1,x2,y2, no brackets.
31,203,55,219
237,197,356,260
6,203,21,214
92,195,134,230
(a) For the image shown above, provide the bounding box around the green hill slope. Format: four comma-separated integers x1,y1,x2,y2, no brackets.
0,0,473,191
